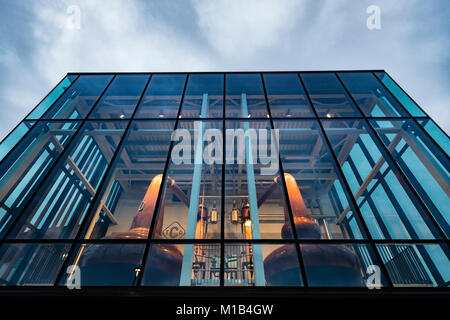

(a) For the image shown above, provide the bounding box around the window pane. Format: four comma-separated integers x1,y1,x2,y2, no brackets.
300,73,361,117
0,243,70,286
27,75,78,120
338,72,409,117
89,74,149,119
0,121,35,162
7,121,127,239
81,120,175,239
152,120,222,240
0,121,80,238
300,243,386,287
225,120,288,239
142,243,220,286
274,119,366,239
43,75,113,119
377,243,449,287
322,119,441,239
180,74,223,118
374,72,426,117
59,243,145,286
226,74,268,118
227,244,303,286
135,74,186,118
370,119,450,237
263,73,314,117
417,118,450,157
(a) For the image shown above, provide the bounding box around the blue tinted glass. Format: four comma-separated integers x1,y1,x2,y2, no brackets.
322,119,442,240
417,118,450,157
135,74,186,118
300,73,361,117
89,74,149,119
338,72,409,117
374,72,426,117
43,75,113,119
0,121,35,162
226,74,268,117
377,243,449,287
263,73,314,117
27,75,77,120
0,121,80,238
180,74,223,118
370,119,450,237
7,121,127,240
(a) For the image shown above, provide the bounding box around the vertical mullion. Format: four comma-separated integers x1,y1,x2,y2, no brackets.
261,73,308,287
298,72,394,288
136,74,189,286
335,72,447,240
220,73,225,287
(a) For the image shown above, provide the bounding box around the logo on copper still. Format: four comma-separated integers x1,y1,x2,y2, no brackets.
163,221,186,239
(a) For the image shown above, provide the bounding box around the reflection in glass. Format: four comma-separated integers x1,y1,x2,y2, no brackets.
0,121,35,162
0,243,70,285
180,74,223,118
300,73,361,117
153,121,222,240
27,75,78,119
43,75,113,119
374,71,426,117
377,243,449,287
7,121,127,239
322,119,441,239
300,243,385,287
0,121,80,238
226,74,269,118
263,73,314,117
135,74,186,118
371,119,450,237
274,119,366,239
143,243,220,286
60,243,145,286
417,118,450,157
83,120,175,239
338,72,409,117
89,74,149,119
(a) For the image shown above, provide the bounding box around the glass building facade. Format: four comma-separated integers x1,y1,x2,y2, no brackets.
0,71,448,292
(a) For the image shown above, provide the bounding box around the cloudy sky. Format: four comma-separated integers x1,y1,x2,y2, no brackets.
0,0,449,139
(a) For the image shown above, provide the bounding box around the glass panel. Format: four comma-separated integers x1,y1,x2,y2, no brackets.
59,243,145,286
0,121,35,162
43,75,113,119
180,74,223,118
225,120,288,239
27,75,78,120
135,74,186,118
142,243,220,286
417,118,450,157
225,73,268,118
301,243,386,287
273,119,366,239
225,244,302,286
322,119,441,239
152,120,222,240
82,120,175,239
0,243,70,286
370,119,450,237
338,72,409,117
263,73,314,117
300,73,361,117
0,121,80,238
7,121,127,240
377,243,449,287
374,72,426,117
89,74,149,119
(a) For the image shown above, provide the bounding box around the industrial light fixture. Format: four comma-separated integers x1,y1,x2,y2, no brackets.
210,201,218,224
231,200,239,224
159,110,165,118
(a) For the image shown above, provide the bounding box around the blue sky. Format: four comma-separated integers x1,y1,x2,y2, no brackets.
0,0,449,139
